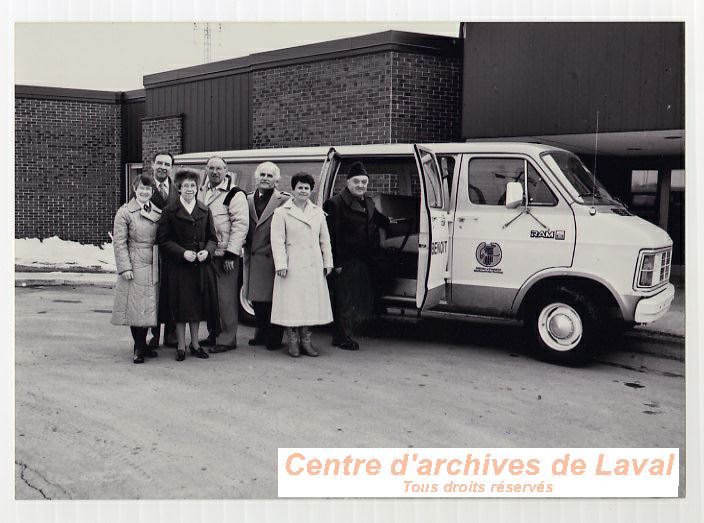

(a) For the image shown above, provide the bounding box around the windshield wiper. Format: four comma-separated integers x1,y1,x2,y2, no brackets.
577,191,605,198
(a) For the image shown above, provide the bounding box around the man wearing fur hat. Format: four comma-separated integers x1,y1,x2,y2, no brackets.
323,161,389,351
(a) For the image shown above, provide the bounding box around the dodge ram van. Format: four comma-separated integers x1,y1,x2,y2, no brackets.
175,142,674,364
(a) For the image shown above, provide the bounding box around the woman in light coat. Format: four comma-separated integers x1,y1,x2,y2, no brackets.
111,174,162,364
271,172,334,357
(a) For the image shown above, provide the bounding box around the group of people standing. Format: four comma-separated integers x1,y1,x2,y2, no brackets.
111,152,388,363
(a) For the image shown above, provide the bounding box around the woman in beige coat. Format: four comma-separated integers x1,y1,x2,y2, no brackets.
271,173,334,357
111,174,162,364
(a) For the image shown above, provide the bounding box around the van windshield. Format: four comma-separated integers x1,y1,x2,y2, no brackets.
543,151,619,206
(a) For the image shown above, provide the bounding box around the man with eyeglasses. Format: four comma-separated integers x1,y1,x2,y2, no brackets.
197,156,249,353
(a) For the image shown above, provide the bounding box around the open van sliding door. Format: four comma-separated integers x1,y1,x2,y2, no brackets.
318,147,340,206
413,145,450,310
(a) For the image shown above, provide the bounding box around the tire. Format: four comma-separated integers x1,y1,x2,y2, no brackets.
526,286,602,366
238,275,256,325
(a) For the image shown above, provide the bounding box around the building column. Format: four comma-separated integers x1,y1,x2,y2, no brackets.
657,169,671,231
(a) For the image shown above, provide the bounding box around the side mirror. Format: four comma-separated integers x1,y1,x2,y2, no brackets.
505,182,523,209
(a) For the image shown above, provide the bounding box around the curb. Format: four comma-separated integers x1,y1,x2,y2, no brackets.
15,277,115,289
625,328,684,342
620,330,685,362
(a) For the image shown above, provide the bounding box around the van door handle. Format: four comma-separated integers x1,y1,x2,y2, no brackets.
458,217,465,223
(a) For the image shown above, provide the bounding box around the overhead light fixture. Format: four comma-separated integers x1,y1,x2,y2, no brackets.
626,147,642,151
664,136,682,140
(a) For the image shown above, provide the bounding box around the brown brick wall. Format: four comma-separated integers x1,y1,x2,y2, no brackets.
141,116,183,176
252,53,393,147
251,51,462,148
15,97,122,245
390,52,462,143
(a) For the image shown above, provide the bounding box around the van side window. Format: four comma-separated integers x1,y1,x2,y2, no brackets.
229,160,325,196
521,163,558,206
419,152,443,208
438,155,456,195
468,158,557,206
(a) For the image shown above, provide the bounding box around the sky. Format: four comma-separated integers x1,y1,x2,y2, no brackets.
14,22,459,91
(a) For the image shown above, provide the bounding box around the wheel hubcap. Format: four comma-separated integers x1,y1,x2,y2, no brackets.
538,303,583,352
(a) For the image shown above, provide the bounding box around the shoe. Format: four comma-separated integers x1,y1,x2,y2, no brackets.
209,344,236,354
337,338,359,351
200,335,217,347
145,348,158,358
189,343,210,359
133,345,145,364
299,327,319,357
175,348,186,362
286,327,300,358
248,337,266,346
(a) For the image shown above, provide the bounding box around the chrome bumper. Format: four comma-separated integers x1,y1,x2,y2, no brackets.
634,283,675,324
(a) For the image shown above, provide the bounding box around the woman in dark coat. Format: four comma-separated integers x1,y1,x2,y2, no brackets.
157,169,219,361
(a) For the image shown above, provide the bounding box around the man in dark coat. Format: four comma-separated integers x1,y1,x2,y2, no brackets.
323,161,389,351
147,151,179,349
244,161,289,350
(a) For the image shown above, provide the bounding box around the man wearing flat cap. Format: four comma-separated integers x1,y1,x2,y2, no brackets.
323,161,389,351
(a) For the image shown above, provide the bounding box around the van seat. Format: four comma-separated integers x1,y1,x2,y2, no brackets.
371,193,419,254
382,234,419,253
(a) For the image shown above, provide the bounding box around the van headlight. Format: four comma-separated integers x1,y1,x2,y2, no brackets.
634,248,672,290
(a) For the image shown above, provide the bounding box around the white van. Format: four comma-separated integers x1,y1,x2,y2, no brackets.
175,142,675,364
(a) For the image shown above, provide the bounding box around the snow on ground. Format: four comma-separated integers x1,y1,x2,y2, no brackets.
15,237,116,272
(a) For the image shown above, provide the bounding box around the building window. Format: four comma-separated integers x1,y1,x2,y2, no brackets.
630,170,658,207
124,163,143,202
671,169,685,192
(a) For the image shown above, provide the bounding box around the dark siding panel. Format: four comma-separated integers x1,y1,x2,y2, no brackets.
144,71,252,153
244,73,252,149
225,75,234,148
462,22,684,139
123,100,145,164
185,82,195,152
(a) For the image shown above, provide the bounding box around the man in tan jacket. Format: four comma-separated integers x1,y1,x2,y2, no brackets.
197,156,249,352
244,161,289,350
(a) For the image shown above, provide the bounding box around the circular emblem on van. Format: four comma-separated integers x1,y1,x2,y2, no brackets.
476,242,502,267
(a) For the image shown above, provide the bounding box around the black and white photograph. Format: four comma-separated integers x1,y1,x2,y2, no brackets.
6,2,701,521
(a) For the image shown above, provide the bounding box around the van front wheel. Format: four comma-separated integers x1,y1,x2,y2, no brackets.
238,280,256,325
527,287,602,366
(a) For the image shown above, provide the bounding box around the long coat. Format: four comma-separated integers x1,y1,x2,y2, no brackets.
244,189,289,302
270,200,334,327
323,187,390,268
157,199,219,323
111,199,162,327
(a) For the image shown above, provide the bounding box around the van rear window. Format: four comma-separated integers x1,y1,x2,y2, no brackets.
179,160,325,197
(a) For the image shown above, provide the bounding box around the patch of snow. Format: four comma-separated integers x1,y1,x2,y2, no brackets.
15,237,116,272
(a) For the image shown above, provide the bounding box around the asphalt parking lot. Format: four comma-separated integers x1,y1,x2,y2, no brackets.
15,286,685,499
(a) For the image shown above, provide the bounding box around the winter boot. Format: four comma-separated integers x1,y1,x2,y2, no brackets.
286,327,300,358
299,326,319,357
